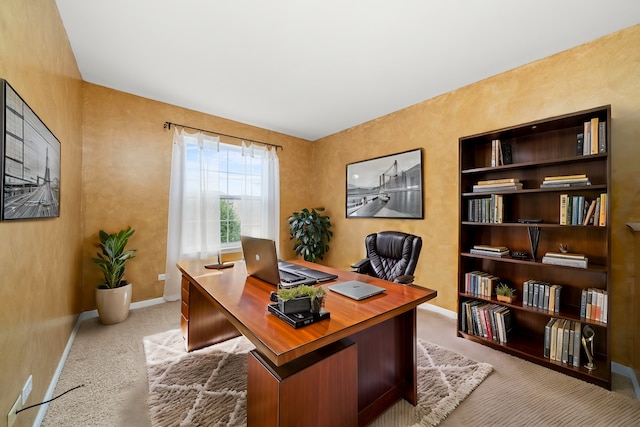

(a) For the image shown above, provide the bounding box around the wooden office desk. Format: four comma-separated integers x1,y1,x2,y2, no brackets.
178,259,437,426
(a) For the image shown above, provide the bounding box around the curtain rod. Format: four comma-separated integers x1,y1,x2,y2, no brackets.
163,121,283,151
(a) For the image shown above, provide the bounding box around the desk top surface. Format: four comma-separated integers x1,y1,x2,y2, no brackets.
178,259,437,365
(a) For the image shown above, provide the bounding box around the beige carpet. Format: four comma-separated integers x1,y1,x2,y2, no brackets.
40,302,639,427
143,329,493,426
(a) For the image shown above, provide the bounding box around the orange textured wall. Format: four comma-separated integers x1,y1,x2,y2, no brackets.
0,0,84,424
81,84,313,309
312,25,640,368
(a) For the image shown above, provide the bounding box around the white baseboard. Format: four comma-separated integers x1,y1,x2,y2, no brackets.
34,298,167,427
418,302,457,319
612,362,640,400
417,303,639,399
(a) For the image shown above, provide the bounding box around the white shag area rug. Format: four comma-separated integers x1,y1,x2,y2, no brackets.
143,329,492,426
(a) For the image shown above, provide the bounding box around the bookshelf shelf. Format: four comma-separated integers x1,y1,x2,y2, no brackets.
457,105,611,389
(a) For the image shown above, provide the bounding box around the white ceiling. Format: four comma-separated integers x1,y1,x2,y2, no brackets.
55,1,640,141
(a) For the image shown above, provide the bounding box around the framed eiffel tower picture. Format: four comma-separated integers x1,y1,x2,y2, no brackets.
1,79,61,220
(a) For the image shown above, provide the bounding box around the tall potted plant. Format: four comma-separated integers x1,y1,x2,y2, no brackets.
92,227,137,324
288,207,333,262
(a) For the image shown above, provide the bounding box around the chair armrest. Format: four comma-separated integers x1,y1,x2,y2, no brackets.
393,274,415,285
351,259,370,273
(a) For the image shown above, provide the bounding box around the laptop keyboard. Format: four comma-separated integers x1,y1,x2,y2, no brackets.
279,270,306,283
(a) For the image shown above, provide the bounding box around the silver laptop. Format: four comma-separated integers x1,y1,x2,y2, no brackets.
240,236,317,288
328,280,386,301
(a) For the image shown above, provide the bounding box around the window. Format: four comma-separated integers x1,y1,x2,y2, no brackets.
165,129,280,300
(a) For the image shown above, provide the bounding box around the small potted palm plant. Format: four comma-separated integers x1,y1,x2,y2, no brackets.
92,227,136,324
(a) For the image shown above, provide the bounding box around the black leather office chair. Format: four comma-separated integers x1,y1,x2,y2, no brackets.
351,231,422,284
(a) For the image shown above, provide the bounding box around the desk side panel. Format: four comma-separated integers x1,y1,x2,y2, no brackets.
351,309,417,425
248,341,358,427
187,281,240,351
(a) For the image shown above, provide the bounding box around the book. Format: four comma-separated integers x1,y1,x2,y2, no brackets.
582,199,597,225
583,121,591,155
544,318,556,358
568,320,575,365
542,255,588,268
544,252,586,260
473,245,509,252
491,139,498,167
598,193,607,226
501,141,512,165
540,181,591,189
267,303,330,328
470,248,509,257
548,285,556,312
555,319,566,361
572,321,581,367
472,183,523,193
477,178,520,185
544,174,588,181
590,117,599,154
576,133,584,156
559,194,568,225
550,319,561,361
562,320,571,363
598,121,607,153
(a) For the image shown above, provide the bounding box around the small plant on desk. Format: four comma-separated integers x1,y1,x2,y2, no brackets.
495,282,516,304
277,285,326,314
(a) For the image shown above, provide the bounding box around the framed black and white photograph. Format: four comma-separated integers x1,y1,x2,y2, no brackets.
1,79,60,221
346,148,423,219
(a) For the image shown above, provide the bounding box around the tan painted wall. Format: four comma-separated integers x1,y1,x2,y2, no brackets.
0,1,84,424
2,3,639,420
81,84,313,309
312,25,640,368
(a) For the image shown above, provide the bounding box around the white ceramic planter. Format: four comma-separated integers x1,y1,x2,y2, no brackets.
95,282,132,325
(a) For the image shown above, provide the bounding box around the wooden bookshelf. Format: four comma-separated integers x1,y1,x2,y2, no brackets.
457,106,611,389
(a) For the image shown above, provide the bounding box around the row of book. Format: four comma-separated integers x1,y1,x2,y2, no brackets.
577,117,606,156
472,177,521,193
559,193,606,226
460,301,513,343
467,194,503,223
490,139,512,167
464,270,500,297
541,252,588,269
469,245,510,258
580,288,608,323
523,281,562,312
540,174,591,189
544,318,582,367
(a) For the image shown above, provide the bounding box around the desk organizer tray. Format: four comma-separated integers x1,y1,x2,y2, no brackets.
267,303,330,328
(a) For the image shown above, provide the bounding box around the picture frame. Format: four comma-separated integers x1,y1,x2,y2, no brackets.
346,148,423,219
1,79,61,220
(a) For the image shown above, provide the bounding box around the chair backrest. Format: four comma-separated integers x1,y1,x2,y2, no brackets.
364,231,422,282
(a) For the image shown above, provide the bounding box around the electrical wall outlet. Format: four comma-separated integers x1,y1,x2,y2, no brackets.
22,375,32,405
7,394,20,427
158,273,166,280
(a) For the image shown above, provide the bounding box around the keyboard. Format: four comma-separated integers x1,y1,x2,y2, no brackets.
279,269,306,283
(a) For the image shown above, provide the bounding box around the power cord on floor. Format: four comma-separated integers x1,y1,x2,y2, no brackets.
15,384,85,414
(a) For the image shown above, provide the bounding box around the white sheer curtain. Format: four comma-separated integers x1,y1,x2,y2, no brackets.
163,130,280,301
240,141,280,243
164,129,222,300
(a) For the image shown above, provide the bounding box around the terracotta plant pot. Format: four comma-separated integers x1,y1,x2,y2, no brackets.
95,282,132,324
